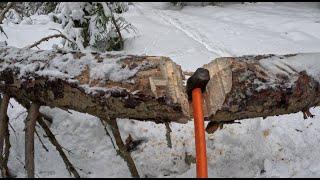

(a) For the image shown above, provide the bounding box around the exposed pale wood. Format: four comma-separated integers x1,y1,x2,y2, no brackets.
0,46,319,125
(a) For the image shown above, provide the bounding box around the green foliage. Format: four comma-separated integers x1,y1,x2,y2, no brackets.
52,2,135,52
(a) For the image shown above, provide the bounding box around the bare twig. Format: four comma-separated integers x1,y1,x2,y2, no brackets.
12,111,27,121
109,118,139,178
165,122,172,148
99,118,116,149
25,34,73,49
48,28,78,50
9,102,13,109
15,157,39,178
8,122,15,134
49,28,64,35
0,2,14,24
37,116,80,178
35,129,49,152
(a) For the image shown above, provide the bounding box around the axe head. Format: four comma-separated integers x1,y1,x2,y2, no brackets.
186,68,210,100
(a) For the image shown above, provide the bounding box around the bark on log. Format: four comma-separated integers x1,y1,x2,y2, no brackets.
0,45,319,124
202,54,320,122
25,103,40,178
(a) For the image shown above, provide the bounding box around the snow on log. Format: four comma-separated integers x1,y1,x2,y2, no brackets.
202,54,320,122
0,45,190,123
0,44,319,124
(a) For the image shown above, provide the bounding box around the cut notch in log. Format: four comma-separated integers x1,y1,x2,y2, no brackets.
202,54,320,123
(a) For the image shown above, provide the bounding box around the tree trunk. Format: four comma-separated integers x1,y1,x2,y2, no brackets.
25,103,40,178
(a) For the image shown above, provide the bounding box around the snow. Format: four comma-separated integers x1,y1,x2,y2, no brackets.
259,53,320,83
1,2,320,178
0,45,142,94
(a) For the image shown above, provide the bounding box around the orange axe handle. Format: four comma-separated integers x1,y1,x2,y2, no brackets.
192,88,208,178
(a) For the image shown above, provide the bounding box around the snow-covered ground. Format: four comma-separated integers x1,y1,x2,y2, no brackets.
1,2,320,178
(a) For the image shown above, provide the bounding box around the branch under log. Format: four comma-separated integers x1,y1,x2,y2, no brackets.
37,116,80,178
0,45,190,124
108,118,140,178
0,45,319,125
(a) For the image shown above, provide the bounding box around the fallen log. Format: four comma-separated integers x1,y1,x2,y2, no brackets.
202,53,320,122
0,45,190,124
0,45,319,124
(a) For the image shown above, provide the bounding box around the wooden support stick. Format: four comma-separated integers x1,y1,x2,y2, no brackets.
109,118,140,178
37,116,80,178
25,103,40,178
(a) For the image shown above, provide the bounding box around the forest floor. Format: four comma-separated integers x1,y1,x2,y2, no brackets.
1,2,320,178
